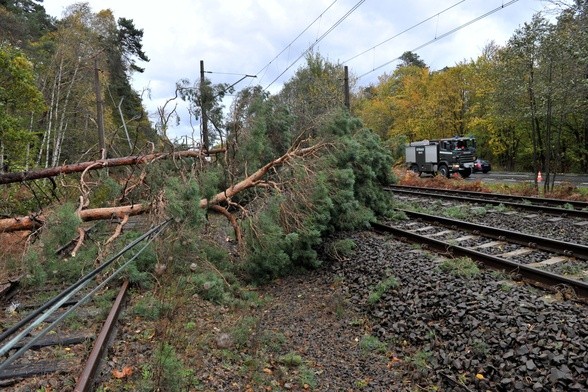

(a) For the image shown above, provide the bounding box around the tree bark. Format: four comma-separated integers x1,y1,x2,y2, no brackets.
0,204,148,233
0,148,225,185
199,144,321,208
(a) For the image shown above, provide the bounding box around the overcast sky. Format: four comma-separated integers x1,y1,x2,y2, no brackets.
42,0,555,141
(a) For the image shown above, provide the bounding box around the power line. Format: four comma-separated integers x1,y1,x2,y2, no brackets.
206,70,256,76
343,0,467,64
358,0,519,80
264,0,366,91
253,0,339,86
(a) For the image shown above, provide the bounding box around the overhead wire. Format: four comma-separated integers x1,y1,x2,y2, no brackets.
358,0,520,79
264,0,366,91
342,0,467,65
252,0,340,87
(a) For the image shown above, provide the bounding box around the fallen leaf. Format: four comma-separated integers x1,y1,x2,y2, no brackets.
387,356,402,368
475,373,484,380
112,366,133,379
263,367,273,374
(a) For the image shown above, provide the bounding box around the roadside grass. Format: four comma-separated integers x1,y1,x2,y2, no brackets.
359,334,388,354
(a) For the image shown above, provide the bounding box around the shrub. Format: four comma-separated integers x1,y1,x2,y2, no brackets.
42,202,81,256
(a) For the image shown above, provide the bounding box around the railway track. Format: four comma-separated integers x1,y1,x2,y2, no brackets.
0,220,170,390
0,282,126,390
385,184,588,218
374,212,588,300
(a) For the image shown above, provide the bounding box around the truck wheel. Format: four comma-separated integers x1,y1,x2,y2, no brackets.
460,168,472,178
438,164,449,178
410,164,420,175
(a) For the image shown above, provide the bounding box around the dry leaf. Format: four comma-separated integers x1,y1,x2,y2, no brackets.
387,356,402,368
112,366,133,379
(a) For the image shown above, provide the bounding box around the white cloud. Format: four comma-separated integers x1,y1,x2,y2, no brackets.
42,0,555,140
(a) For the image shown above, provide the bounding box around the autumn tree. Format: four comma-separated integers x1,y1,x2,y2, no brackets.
32,3,154,167
549,1,588,173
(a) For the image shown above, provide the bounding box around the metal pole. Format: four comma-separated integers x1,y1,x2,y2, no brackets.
344,66,350,110
200,60,209,151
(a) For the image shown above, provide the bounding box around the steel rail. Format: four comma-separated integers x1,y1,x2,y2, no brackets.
371,221,588,300
385,186,588,218
0,220,171,371
398,209,588,260
74,280,129,392
386,184,588,210
0,220,170,345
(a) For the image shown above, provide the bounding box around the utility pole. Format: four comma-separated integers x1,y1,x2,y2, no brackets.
200,60,209,151
94,58,105,158
343,66,350,111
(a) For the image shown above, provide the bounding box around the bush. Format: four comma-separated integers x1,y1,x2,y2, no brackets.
42,202,82,255
164,178,205,228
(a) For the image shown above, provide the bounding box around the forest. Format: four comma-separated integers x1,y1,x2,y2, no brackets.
355,1,588,177
0,0,587,280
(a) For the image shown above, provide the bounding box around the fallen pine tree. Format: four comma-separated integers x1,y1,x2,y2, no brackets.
0,143,322,236
0,148,225,185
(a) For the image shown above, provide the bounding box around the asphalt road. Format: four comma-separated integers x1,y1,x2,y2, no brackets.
469,171,588,186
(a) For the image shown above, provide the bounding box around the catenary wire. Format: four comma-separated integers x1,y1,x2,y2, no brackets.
0,220,171,351
0,220,170,371
252,0,340,87
264,0,366,91
358,0,519,79
342,0,467,64
0,220,170,345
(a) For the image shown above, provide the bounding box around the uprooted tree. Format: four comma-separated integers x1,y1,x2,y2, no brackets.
1,53,396,285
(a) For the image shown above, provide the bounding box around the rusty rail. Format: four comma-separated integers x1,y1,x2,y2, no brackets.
75,280,129,392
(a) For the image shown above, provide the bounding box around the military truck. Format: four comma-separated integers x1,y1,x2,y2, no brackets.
405,137,476,178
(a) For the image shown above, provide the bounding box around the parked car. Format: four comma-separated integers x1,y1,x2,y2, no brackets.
473,158,491,173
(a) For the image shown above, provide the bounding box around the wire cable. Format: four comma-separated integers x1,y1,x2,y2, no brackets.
0,220,170,345
342,0,467,64
264,0,366,90
358,0,519,79
253,0,339,86
0,220,170,371
0,219,171,354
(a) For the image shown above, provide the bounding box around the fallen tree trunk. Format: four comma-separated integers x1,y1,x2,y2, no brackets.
199,144,321,208
0,148,225,185
0,143,323,233
0,205,148,233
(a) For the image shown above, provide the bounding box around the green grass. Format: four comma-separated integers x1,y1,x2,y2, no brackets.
439,257,480,278
359,334,387,354
367,275,399,304
278,352,303,367
407,350,432,370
